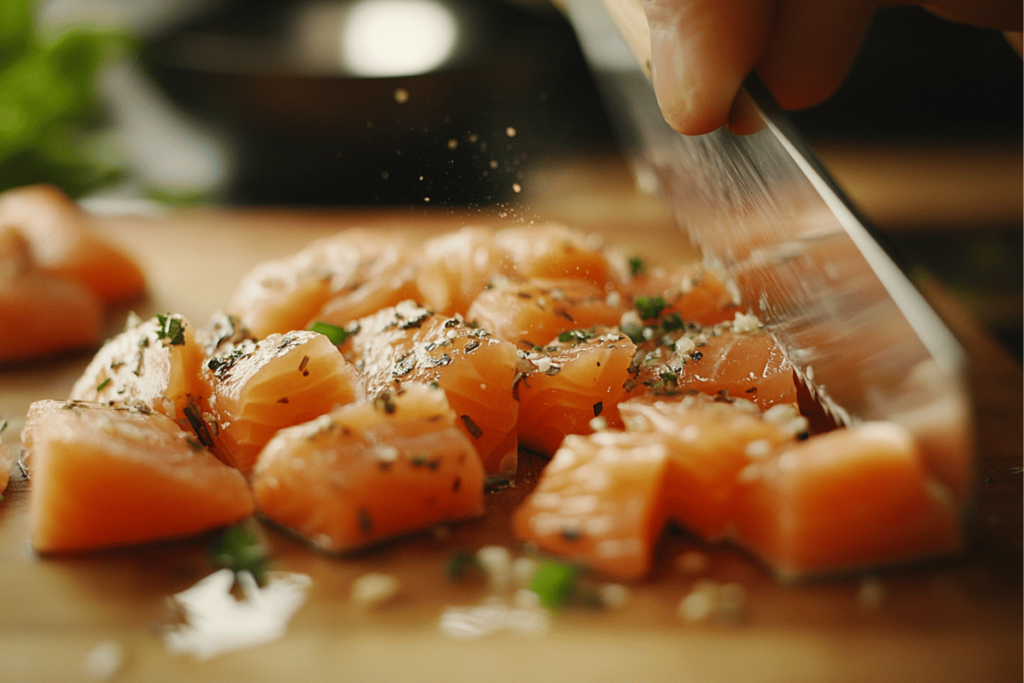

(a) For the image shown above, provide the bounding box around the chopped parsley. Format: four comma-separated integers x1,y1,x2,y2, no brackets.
155,314,186,346
210,522,270,586
634,296,666,321
529,559,582,609
445,551,483,581
628,256,646,277
557,329,593,344
309,320,354,345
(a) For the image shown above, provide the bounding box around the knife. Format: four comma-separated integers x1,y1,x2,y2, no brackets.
562,0,974,504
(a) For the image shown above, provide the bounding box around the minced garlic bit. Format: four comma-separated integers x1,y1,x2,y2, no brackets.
350,572,401,608
164,569,312,660
597,583,631,610
475,545,513,592
677,580,746,624
84,640,124,681
439,596,549,640
731,311,762,334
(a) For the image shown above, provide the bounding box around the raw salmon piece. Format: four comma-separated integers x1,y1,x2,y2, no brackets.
467,279,626,350
0,184,146,303
494,223,627,288
619,394,806,541
0,227,103,363
516,331,637,456
512,430,671,580
69,312,205,425
621,261,742,325
252,383,485,553
415,226,514,316
228,228,420,338
199,330,365,472
348,301,521,481
731,421,964,581
24,399,254,553
0,440,9,496
628,320,798,410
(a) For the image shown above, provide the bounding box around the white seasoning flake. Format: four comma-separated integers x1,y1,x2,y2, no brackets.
731,311,762,334
589,416,608,432
439,597,549,640
475,545,513,593
678,581,719,623
351,572,401,608
597,583,631,610
164,569,312,661
84,640,124,681
512,183,522,194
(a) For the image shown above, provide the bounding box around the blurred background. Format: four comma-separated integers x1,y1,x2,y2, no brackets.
3,0,1021,356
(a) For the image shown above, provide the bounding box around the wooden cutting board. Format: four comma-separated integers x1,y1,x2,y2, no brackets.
0,203,1020,683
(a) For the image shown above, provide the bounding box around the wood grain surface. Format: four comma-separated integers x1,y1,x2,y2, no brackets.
0,201,1020,683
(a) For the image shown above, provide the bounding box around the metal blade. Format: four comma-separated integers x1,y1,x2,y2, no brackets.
564,0,973,493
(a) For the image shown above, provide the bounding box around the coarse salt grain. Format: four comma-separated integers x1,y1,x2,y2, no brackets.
350,572,401,608
84,640,124,681
597,583,631,610
475,545,513,592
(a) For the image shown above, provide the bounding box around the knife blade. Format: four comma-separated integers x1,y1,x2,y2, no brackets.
563,0,974,501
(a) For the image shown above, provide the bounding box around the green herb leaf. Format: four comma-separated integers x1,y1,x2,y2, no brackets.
445,551,483,581
634,296,666,321
310,320,353,345
628,256,646,277
529,559,582,609
557,329,593,344
210,522,270,586
155,313,186,346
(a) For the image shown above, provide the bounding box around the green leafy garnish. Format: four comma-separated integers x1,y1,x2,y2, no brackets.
445,551,483,581
155,314,186,346
634,296,666,321
628,257,646,277
557,328,593,344
0,1,129,197
309,320,354,345
529,559,582,609
210,522,270,586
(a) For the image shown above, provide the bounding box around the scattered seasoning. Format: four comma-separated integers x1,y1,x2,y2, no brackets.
183,400,216,450
557,329,593,344
446,551,483,581
460,414,483,439
592,401,603,417
155,313,186,346
298,355,310,373
350,572,401,608
277,397,289,404
83,640,124,681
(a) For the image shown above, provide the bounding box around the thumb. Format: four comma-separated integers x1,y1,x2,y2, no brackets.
642,0,775,135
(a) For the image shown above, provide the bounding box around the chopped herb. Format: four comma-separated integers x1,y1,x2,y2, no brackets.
628,256,646,277
309,320,352,345
374,393,398,414
445,551,483,581
96,377,112,392
661,312,684,332
183,398,216,450
530,560,582,609
635,296,666,321
557,329,593,344
210,522,270,586
592,401,603,417
0,419,7,434
155,313,186,346
460,414,483,439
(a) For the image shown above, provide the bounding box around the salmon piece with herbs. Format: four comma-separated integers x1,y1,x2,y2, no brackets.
619,394,808,542
23,400,254,553
346,301,521,481
0,227,103,363
252,383,485,553
197,329,365,472
467,278,627,351
228,228,420,338
516,330,637,456
69,312,205,426
620,261,742,326
0,184,145,304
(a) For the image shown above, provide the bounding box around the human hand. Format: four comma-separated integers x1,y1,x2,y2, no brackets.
641,0,1023,135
